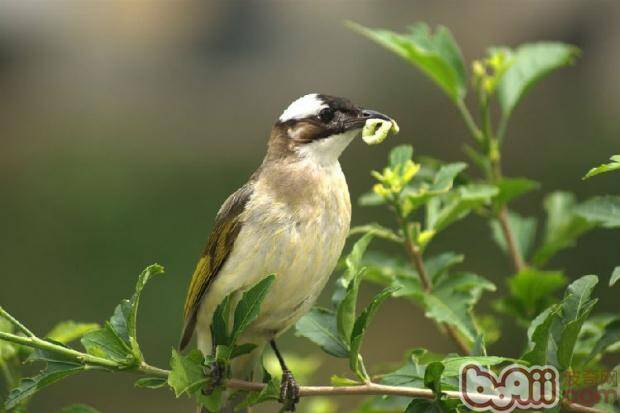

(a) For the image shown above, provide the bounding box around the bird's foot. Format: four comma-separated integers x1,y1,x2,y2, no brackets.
202,360,225,395
278,369,300,412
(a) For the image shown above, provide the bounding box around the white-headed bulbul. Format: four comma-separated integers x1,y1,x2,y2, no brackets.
180,93,393,410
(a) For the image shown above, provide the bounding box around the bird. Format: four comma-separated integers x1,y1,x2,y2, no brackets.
179,93,393,411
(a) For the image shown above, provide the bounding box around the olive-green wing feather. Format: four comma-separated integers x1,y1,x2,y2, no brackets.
179,183,253,349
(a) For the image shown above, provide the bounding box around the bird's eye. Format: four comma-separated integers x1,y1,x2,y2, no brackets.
318,108,335,123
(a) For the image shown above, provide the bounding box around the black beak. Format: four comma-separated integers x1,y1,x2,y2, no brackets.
361,109,392,122
344,108,392,131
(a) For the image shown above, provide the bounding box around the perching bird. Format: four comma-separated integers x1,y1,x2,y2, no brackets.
180,93,392,410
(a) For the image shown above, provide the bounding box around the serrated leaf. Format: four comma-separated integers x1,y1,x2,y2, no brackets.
168,349,206,397
583,155,620,179
134,376,167,389
523,275,599,370
295,307,349,358
533,192,593,266
211,295,230,347
380,352,426,388
45,321,99,345
522,305,560,366
80,323,133,364
497,42,579,118
490,211,537,261
58,404,101,413
127,264,164,356
424,252,464,282
611,267,620,288
419,272,495,342
496,269,567,322
349,287,397,378
429,184,498,231
231,274,275,342
575,196,620,228
493,177,540,207
349,22,467,103
5,361,84,409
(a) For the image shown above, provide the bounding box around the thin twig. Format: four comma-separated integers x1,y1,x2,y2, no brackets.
394,208,470,354
0,307,35,337
0,331,601,413
226,379,603,413
497,207,525,272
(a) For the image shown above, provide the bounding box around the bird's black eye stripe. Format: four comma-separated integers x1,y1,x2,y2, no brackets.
318,107,335,123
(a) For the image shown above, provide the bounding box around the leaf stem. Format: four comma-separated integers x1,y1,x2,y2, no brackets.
456,101,484,144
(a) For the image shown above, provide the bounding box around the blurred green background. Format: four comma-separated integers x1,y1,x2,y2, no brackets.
0,1,619,411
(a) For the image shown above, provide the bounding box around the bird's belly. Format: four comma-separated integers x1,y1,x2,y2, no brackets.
197,208,349,347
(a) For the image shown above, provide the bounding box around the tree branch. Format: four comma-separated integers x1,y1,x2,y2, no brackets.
225,378,603,413
0,330,601,413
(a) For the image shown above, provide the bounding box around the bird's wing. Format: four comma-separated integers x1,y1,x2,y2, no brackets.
179,183,253,349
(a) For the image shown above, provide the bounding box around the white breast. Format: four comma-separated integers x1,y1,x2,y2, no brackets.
195,159,351,349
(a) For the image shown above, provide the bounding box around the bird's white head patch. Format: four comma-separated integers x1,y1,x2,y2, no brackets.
279,93,327,122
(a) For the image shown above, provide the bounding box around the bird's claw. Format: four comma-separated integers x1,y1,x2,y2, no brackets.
202,360,224,395
279,369,300,411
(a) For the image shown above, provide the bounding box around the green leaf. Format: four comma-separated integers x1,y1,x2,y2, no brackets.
441,356,517,377
236,368,280,408
419,272,495,342
389,145,414,168
429,184,498,231
0,316,18,363
167,349,206,397
349,223,403,243
80,322,134,364
533,192,593,266
211,295,231,347
45,321,99,345
380,351,426,388
337,269,363,345
490,211,537,261
611,267,620,287
497,42,579,118
523,275,599,370
588,319,620,363
58,404,101,413
423,361,444,396
522,305,561,366
348,22,467,103
575,195,620,228
134,376,168,389
430,163,468,192
493,177,540,207
424,252,464,282
349,287,398,379
295,307,349,358
126,264,164,358
358,191,385,207
230,343,258,359
5,357,84,409
496,269,567,322
583,155,620,180
231,274,275,342
332,233,375,305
